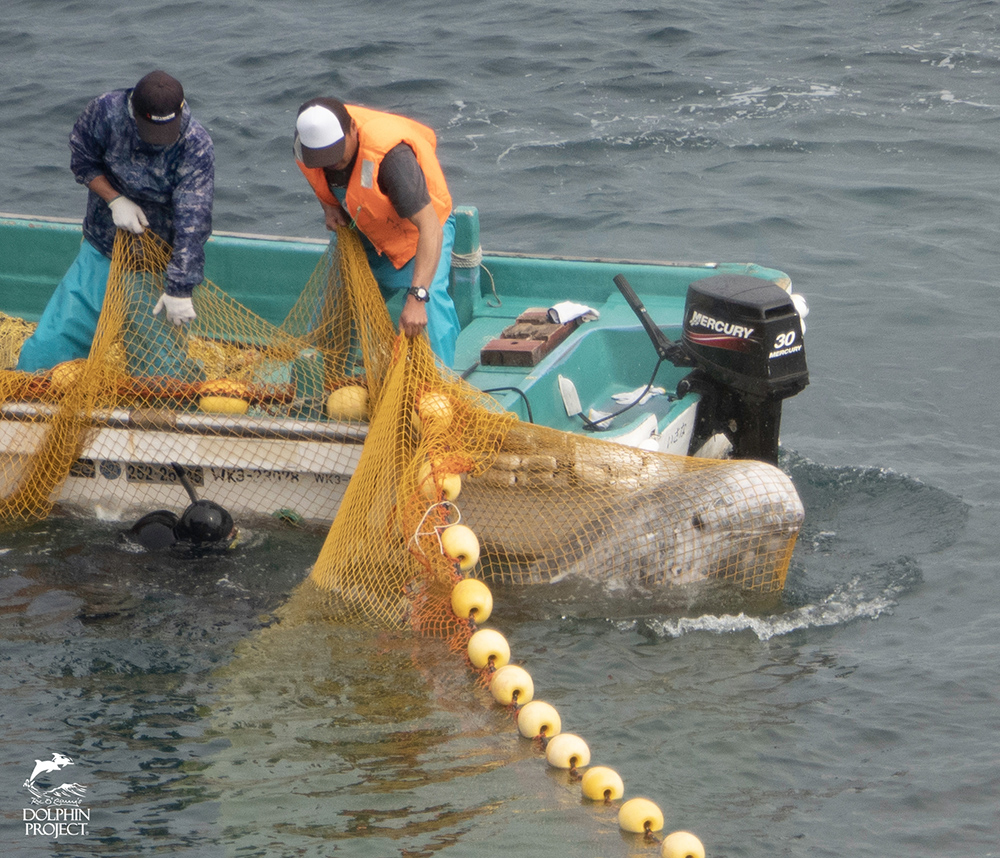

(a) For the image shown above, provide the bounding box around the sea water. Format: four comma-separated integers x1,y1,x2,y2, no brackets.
1,0,998,855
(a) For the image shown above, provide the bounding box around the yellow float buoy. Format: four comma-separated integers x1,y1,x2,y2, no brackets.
467,628,510,669
661,830,705,858
440,524,480,571
199,396,250,414
451,578,493,623
325,384,368,421
440,472,461,500
517,700,561,739
416,390,454,434
544,732,591,770
418,460,461,501
198,379,251,415
489,664,534,706
581,766,624,801
49,359,87,395
618,797,664,834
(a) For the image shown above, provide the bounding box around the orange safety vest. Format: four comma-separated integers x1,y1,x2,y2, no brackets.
295,105,452,268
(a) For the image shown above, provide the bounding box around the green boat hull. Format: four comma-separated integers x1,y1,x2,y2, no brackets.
0,207,792,450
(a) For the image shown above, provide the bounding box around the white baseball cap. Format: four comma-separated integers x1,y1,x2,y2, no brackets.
295,104,347,168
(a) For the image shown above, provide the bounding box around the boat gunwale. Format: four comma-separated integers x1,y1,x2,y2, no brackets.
0,211,737,271
0,401,370,444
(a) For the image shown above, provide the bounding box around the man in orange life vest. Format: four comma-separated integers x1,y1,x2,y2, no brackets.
293,98,461,367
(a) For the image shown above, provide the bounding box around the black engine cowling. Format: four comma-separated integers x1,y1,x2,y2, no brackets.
683,274,808,400
612,271,808,463
679,274,808,463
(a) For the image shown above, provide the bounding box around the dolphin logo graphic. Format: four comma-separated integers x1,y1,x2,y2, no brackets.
23,753,74,789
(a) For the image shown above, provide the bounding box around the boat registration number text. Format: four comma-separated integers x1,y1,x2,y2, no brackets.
207,466,346,485
73,459,346,486
125,462,204,486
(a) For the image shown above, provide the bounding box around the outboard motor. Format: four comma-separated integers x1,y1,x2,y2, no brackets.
679,274,808,463
613,273,808,464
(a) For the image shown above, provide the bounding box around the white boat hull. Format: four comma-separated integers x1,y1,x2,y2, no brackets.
0,414,365,523
0,397,704,525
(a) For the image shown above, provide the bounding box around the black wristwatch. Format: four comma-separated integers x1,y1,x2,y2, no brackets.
407,286,430,302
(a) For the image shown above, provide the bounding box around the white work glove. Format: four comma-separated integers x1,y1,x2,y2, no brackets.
153,294,197,326
611,385,666,406
108,195,149,234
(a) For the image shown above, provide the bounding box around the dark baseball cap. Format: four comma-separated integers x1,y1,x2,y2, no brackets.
132,71,185,145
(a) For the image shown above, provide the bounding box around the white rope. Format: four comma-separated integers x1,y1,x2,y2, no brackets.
451,246,501,307
408,500,462,558
450,246,482,269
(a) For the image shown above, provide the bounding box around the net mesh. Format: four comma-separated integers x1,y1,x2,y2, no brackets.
0,227,802,647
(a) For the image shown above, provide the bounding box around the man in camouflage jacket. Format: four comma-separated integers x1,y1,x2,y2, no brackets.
18,71,214,372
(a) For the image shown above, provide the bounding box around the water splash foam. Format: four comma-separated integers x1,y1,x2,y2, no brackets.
628,575,905,642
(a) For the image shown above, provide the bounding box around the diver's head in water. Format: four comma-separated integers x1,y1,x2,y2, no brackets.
174,499,235,545
124,463,238,551
126,509,180,550
124,503,237,551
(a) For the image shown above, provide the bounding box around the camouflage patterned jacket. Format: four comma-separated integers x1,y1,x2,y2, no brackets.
70,88,214,297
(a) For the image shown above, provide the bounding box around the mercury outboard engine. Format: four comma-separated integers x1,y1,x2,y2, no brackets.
613,273,808,464
679,274,808,462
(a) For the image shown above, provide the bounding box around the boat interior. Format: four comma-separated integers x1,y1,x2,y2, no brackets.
0,208,791,451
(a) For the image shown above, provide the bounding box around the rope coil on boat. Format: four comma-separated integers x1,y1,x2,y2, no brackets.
451,245,501,306
449,246,482,269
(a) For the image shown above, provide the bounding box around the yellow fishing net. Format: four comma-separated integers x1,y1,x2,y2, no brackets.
0,227,802,648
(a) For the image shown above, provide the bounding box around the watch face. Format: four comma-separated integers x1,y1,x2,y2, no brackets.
410,287,429,302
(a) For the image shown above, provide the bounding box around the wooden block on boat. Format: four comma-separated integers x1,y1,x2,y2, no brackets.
480,338,547,366
514,308,552,325
480,308,580,366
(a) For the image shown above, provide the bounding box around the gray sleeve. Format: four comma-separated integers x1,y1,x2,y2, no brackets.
376,143,431,220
